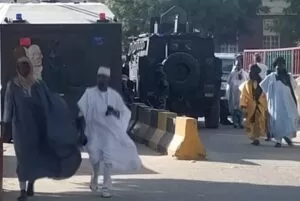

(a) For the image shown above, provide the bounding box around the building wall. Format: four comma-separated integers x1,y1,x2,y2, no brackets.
254,0,291,49
238,16,263,50
261,0,289,15
219,0,292,52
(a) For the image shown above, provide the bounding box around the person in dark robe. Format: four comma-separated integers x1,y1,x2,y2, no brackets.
1,47,28,143
2,56,83,201
154,64,169,109
121,64,134,105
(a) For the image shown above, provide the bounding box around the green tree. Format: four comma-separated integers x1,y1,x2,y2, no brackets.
101,0,168,49
275,0,300,44
165,0,266,43
102,0,266,50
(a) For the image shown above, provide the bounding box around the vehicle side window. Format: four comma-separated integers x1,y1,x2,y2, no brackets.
222,59,234,72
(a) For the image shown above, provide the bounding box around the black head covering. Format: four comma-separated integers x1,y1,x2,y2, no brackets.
274,56,289,85
234,53,243,70
273,57,297,105
249,64,262,83
248,64,263,106
273,56,286,69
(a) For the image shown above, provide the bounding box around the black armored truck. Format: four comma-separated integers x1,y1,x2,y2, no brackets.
0,2,122,141
126,7,222,128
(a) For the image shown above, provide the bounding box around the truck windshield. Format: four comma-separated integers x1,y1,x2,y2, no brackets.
222,59,234,73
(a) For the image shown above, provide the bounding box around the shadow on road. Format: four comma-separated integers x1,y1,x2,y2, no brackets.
3,154,158,179
3,178,300,201
199,125,300,166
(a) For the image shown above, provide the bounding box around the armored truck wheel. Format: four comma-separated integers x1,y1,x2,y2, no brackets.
162,52,200,93
205,99,220,129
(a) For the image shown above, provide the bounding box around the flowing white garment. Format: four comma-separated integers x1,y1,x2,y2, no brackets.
295,77,300,116
260,73,298,139
257,63,268,80
78,87,141,173
227,69,248,113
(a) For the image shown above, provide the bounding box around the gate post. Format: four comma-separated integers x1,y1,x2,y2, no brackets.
0,135,3,201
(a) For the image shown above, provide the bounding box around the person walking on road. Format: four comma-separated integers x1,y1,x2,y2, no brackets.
240,64,267,146
228,55,248,128
260,57,298,148
2,56,82,201
77,66,141,198
253,53,271,141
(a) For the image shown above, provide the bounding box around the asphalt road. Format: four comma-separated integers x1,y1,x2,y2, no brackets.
3,124,300,201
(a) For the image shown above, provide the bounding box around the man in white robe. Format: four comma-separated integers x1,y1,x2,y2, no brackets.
228,56,248,128
260,57,298,148
77,66,141,198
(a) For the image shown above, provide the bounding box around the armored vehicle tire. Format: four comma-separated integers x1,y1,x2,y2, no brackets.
162,52,200,93
205,99,220,129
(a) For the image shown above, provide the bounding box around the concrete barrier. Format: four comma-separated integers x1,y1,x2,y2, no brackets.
143,109,159,145
149,112,177,154
168,117,206,160
156,115,177,154
131,105,151,143
129,105,206,160
128,103,145,134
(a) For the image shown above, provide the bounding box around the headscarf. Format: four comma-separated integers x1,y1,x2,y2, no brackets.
249,64,263,123
234,54,243,70
26,44,43,67
26,44,44,80
249,64,263,102
274,56,289,85
273,56,297,105
13,46,27,59
14,56,36,89
249,64,262,83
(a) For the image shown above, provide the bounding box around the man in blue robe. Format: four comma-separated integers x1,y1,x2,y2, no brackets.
260,57,298,148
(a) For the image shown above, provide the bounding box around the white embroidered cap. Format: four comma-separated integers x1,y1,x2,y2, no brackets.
97,66,111,77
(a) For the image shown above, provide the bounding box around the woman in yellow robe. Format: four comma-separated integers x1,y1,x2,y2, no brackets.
239,64,267,146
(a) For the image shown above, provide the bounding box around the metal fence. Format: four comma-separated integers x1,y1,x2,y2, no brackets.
243,47,300,76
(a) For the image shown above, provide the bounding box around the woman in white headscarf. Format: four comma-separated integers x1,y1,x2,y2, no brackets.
26,44,44,80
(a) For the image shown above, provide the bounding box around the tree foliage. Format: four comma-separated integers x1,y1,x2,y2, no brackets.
101,0,266,48
275,0,300,44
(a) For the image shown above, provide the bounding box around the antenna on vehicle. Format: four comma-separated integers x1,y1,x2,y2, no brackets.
174,15,178,33
165,43,168,59
154,21,158,34
186,21,189,33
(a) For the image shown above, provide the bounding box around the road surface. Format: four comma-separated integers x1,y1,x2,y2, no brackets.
3,125,300,201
